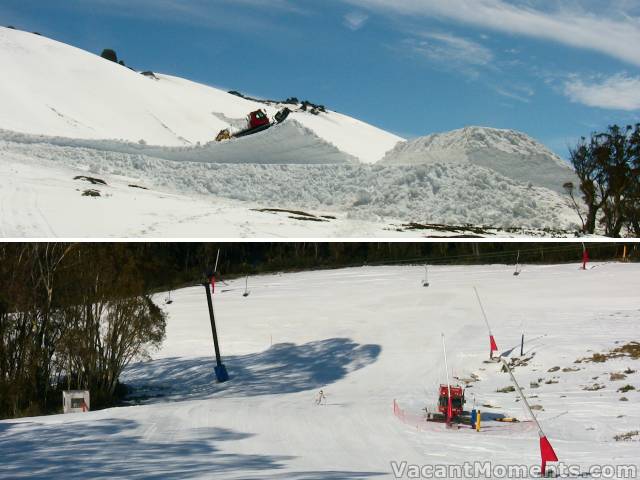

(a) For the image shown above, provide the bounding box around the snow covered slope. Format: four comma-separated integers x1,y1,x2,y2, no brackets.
381,127,577,193
0,27,587,234
0,27,402,163
2,263,639,479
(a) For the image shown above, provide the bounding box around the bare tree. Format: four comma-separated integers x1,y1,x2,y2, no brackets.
563,182,585,232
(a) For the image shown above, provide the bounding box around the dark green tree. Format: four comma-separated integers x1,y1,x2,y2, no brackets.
569,124,639,236
100,48,118,63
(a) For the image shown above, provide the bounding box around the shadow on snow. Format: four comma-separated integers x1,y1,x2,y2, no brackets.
122,338,381,402
0,418,384,479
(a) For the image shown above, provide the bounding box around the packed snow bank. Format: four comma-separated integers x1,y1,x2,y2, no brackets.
2,264,639,479
0,27,401,163
289,108,402,164
381,126,578,193
0,121,356,165
0,137,581,233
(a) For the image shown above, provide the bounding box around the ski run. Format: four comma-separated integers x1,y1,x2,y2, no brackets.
1,262,639,479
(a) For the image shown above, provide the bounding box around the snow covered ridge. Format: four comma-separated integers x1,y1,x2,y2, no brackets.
0,27,401,164
381,126,578,194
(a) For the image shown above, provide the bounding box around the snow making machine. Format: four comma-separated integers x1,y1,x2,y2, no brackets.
426,384,467,424
425,334,470,426
215,107,291,142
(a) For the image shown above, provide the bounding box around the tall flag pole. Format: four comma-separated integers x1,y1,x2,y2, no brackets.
423,265,430,287
441,334,453,426
500,358,558,476
581,243,589,270
474,287,498,358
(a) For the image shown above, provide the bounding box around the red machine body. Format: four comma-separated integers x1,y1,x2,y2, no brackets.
437,385,465,418
248,109,270,129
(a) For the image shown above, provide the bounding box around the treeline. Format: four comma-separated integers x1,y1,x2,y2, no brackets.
106,242,635,292
0,244,166,419
567,124,639,237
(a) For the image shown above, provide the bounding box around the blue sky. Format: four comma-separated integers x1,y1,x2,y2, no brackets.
3,0,640,157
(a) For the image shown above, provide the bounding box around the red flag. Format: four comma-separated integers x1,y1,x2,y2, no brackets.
540,435,558,476
582,249,589,270
490,335,498,352
210,275,215,294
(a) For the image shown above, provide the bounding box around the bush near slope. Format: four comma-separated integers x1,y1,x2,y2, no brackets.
100,48,118,63
0,244,166,418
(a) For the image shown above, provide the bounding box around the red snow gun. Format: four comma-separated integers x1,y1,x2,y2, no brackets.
437,385,465,420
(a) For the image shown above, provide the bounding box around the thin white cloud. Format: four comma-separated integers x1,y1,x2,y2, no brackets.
58,0,310,31
406,32,494,77
342,0,640,66
344,11,369,30
495,85,534,103
564,74,640,111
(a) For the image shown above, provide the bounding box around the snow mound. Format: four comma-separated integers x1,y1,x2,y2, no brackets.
381,126,577,193
0,27,401,163
0,120,356,165
1,134,580,231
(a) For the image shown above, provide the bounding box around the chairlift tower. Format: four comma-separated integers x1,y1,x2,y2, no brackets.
203,248,229,382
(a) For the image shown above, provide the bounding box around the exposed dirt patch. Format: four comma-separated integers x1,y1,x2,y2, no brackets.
288,216,328,223
399,222,490,235
501,355,534,372
576,342,640,364
583,383,605,391
614,342,640,359
253,208,317,218
74,175,107,185
614,431,639,441
251,208,334,223
82,189,101,197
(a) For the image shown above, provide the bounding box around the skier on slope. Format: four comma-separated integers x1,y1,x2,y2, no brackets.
316,389,327,405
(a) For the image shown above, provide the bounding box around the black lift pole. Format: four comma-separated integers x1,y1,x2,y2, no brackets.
204,277,223,367
204,249,228,382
